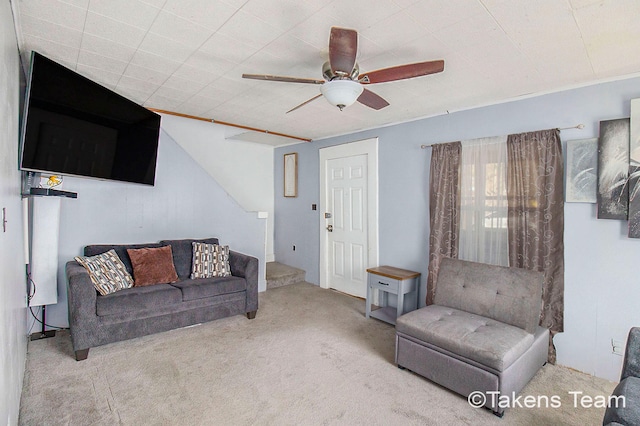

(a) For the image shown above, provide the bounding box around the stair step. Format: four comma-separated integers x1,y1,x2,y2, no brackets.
266,262,306,289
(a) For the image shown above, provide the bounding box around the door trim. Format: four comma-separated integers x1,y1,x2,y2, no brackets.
319,138,379,291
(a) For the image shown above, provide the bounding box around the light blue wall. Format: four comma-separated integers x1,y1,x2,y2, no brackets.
274,76,640,381
0,2,27,424
45,129,267,329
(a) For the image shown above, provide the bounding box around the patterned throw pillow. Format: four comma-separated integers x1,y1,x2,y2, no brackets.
74,249,133,296
75,249,134,295
191,242,231,279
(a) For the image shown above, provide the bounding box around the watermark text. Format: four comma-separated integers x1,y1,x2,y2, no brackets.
467,390,625,410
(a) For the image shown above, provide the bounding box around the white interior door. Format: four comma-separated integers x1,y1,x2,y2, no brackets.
319,138,378,299
325,155,368,297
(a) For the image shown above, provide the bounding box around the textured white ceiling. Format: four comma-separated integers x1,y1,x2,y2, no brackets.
12,0,640,145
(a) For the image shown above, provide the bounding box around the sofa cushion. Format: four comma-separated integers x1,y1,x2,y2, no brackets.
127,245,178,286
191,242,231,279
396,305,534,371
96,284,183,317
74,249,134,296
603,376,640,425
434,258,544,334
159,238,219,279
84,243,163,276
171,276,246,302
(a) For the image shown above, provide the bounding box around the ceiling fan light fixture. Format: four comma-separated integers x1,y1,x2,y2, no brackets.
320,79,364,111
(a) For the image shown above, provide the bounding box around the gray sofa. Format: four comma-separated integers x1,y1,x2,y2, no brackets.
395,257,548,417
603,327,640,425
66,237,258,361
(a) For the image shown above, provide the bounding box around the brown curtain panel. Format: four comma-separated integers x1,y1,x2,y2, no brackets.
427,141,462,305
506,129,564,364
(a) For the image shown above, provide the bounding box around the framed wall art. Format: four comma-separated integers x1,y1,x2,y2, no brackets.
284,152,298,197
566,138,597,203
629,99,640,237
597,118,630,219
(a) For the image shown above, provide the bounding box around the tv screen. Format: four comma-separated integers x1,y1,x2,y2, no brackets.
20,52,161,186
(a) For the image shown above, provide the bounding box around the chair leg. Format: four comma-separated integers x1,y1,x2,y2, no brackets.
246,311,257,319
75,348,89,361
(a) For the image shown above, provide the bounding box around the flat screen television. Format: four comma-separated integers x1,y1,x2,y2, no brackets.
20,52,161,186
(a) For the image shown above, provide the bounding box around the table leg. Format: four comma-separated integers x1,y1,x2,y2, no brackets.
397,283,404,319
366,283,371,318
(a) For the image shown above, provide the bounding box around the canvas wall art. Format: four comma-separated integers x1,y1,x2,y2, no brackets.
597,118,630,220
628,99,640,237
566,138,597,203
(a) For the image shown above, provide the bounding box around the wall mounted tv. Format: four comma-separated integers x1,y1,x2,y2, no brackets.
20,52,161,186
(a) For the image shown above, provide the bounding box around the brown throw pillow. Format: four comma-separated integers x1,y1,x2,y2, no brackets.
127,245,178,286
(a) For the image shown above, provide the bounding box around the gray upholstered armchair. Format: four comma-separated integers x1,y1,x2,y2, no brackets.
603,327,640,425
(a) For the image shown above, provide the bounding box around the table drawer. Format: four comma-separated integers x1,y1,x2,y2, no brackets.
369,275,399,293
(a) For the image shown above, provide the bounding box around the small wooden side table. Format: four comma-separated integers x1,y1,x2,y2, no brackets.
365,266,421,325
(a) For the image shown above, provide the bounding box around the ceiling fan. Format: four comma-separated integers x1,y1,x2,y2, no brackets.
242,27,445,113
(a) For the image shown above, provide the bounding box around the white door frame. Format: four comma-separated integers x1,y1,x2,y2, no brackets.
319,138,379,291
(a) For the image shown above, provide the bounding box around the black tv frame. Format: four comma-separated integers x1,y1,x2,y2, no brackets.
19,51,161,186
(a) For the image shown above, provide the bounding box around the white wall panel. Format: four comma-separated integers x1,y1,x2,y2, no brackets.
29,197,60,307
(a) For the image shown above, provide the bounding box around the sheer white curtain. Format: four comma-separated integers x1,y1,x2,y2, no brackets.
458,136,509,266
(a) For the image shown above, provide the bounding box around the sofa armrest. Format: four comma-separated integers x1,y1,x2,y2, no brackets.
229,250,258,313
621,327,640,380
65,261,98,351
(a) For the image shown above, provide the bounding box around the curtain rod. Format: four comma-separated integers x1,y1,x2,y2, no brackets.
419,123,585,149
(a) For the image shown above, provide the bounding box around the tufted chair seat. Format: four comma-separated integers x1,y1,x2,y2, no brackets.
397,305,534,371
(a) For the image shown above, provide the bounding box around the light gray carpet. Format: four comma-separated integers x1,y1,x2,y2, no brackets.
20,283,615,425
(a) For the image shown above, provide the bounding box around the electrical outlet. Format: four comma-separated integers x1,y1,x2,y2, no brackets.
612,338,624,356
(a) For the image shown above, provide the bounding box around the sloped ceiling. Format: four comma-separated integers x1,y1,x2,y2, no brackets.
12,0,640,145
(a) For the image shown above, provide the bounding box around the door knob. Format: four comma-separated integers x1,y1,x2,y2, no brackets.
327,224,333,232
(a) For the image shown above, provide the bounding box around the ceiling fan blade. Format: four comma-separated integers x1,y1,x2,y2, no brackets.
329,27,358,75
359,60,444,84
286,94,323,114
242,74,324,85
357,88,389,110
